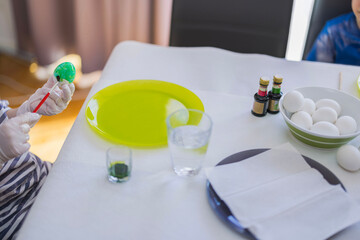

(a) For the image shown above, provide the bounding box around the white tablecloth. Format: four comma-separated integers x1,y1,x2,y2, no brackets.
18,41,360,239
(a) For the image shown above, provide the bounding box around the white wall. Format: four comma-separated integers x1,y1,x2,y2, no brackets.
0,0,17,52
286,0,315,61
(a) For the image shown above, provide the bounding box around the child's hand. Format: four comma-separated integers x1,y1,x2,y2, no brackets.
0,113,40,163
17,75,75,116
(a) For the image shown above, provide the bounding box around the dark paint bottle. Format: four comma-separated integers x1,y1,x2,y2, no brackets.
251,76,270,117
267,75,283,114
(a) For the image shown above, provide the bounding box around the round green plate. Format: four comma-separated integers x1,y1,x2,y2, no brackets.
85,80,204,147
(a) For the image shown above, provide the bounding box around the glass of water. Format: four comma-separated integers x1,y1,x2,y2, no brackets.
106,146,132,183
166,109,212,176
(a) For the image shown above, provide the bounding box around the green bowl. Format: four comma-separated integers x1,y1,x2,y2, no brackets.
279,87,360,148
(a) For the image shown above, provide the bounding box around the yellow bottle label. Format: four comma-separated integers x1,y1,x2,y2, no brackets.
268,99,279,112
252,101,265,114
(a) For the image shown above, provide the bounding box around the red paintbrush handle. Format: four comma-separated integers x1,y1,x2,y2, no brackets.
33,92,50,113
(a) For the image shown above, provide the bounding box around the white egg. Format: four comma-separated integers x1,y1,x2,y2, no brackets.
335,116,358,135
283,90,304,113
310,121,340,136
300,98,316,115
336,145,360,172
290,111,313,130
312,107,338,123
316,98,341,115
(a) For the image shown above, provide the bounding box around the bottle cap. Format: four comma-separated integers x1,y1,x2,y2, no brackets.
273,74,283,84
260,76,270,86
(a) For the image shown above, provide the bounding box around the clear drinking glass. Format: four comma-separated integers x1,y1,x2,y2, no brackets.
166,109,212,176
106,146,132,183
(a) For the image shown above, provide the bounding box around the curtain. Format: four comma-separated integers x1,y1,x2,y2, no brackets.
12,0,173,73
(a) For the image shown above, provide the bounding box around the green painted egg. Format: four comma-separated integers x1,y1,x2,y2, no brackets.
53,62,76,83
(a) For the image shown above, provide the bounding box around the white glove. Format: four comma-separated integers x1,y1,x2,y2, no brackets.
17,75,75,116
0,112,40,164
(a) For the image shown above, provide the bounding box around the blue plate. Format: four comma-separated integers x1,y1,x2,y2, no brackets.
206,148,344,239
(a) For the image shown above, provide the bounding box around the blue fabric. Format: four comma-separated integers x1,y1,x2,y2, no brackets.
306,12,360,66
0,102,9,124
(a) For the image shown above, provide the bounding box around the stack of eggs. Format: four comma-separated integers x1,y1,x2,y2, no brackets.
282,90,357,136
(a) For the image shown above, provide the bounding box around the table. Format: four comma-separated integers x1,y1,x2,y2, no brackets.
18,41,360,239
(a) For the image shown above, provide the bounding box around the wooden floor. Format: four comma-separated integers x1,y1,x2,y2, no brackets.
0,54,93,163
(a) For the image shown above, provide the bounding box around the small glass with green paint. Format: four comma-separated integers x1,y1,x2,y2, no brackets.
106,146,132,183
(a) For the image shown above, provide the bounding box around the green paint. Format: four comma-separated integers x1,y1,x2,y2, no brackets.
53,62,76,83
108,162,129,179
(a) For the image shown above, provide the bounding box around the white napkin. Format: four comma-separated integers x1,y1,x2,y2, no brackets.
206,143,360,240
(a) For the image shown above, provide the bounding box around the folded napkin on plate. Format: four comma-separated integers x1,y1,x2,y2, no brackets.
206,143,360,240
